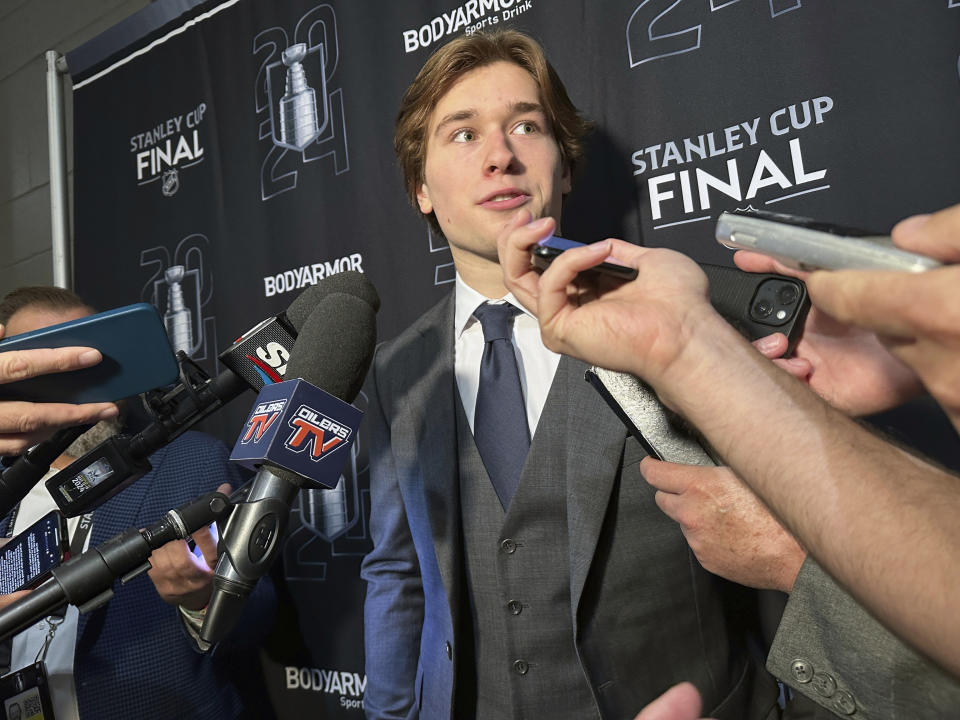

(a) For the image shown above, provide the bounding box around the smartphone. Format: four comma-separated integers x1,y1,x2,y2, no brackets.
585,366,718,465
531,236,639,281
701,263,811,356
0,510,68,593
715,209,942,273
0,303,179,403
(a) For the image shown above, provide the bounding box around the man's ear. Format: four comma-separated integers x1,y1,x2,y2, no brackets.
561,162,572,195
416,183,433,214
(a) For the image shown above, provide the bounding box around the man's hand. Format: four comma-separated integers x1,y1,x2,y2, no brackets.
734,254,923,416
641,458,805,593
805,204,960,432
498,211,724,390
0,328,119,454
147,483,228,610
634,682,710,720
0,590,30,611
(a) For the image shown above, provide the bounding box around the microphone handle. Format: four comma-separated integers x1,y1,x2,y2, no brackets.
200,468,299,644
0,490,230,640
129,369,250,460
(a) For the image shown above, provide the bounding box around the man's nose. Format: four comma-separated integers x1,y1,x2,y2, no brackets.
483,131,517,174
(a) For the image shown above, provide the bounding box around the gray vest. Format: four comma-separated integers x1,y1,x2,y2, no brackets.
454,377,599,720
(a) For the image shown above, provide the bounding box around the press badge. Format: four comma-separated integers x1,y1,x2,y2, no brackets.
0,662,55,719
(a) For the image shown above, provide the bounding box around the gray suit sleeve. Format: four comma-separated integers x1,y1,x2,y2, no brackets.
768,557,960,719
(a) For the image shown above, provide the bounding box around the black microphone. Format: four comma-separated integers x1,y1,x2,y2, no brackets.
200,282,378,644
0,425,91,518
44,272,380,517
0,488,232,641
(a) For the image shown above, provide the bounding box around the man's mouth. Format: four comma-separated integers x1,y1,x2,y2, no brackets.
479,189,530,208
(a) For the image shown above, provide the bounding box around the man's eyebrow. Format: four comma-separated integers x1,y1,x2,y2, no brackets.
433,109,477,137
511,101,544,116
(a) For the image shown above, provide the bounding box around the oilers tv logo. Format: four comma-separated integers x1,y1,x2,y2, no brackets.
241,400,288,444
247,341,290,384
285,404,352,460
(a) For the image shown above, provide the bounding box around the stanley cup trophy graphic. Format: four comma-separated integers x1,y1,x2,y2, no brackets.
163,265,196,357
279,43,320,150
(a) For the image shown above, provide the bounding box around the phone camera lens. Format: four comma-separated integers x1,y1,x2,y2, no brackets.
777,285,799,306
753,299,774,318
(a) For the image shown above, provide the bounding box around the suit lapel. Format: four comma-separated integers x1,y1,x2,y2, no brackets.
562,357,629,619
412,295,461,598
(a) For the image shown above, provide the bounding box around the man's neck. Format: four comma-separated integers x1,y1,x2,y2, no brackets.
451,250,507,300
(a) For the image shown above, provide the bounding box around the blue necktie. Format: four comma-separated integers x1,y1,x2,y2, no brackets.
473,302,530,510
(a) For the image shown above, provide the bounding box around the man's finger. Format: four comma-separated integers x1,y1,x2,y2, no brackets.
807,268,957,339
191,525,219,570
634,682,703,720
891,204,960,262
752,333,788,359
733,250,809,279
641,457,698,495
0,401,118,454
0,346,103,384
536,240,615,324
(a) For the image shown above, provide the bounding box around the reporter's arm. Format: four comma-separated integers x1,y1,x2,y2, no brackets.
500,215,960,677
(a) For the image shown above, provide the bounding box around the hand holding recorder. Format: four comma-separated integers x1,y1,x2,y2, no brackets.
729,205,959,426
805,204,960,432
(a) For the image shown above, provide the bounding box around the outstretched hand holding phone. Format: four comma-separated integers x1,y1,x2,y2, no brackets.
0,324,118,455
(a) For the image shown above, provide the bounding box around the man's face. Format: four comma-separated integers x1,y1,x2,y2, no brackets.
417,61,571,273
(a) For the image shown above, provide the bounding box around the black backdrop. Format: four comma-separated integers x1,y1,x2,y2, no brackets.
68,1,960,716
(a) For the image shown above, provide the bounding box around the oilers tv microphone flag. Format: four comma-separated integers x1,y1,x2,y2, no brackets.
231,378,363,489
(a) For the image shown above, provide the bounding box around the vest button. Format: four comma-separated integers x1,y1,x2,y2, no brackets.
513,659,529,675
500,538,517,554
445,641,452,660
507,600,523,615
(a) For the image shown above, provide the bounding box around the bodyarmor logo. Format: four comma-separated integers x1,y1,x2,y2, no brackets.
242,400,288,444
254,5,349,201
285,405,352,460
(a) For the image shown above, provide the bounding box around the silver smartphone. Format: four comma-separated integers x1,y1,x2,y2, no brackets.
716,209,942,273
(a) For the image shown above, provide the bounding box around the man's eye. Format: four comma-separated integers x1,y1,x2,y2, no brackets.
452,129,476,142
514,122,538,135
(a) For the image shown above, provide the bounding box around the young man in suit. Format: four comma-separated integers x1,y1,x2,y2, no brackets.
360,30,801,720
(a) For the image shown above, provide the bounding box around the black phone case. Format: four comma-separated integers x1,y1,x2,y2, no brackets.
531,245,638,280
701,263,810,356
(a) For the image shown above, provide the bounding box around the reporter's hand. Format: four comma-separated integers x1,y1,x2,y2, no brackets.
734,254,923,415
806,204,960,432
642,459,805,593
498,211,721,389
0,326,119,454
147,483,228,610
634,682,710,720
0,590,30,611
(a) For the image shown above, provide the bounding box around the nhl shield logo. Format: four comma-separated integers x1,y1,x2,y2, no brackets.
161,168,180,197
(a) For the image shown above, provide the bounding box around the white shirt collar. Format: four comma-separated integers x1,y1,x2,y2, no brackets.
453,272,534,339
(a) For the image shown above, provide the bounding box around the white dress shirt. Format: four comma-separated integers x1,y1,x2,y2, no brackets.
453,273,561,437
9,472,91,720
